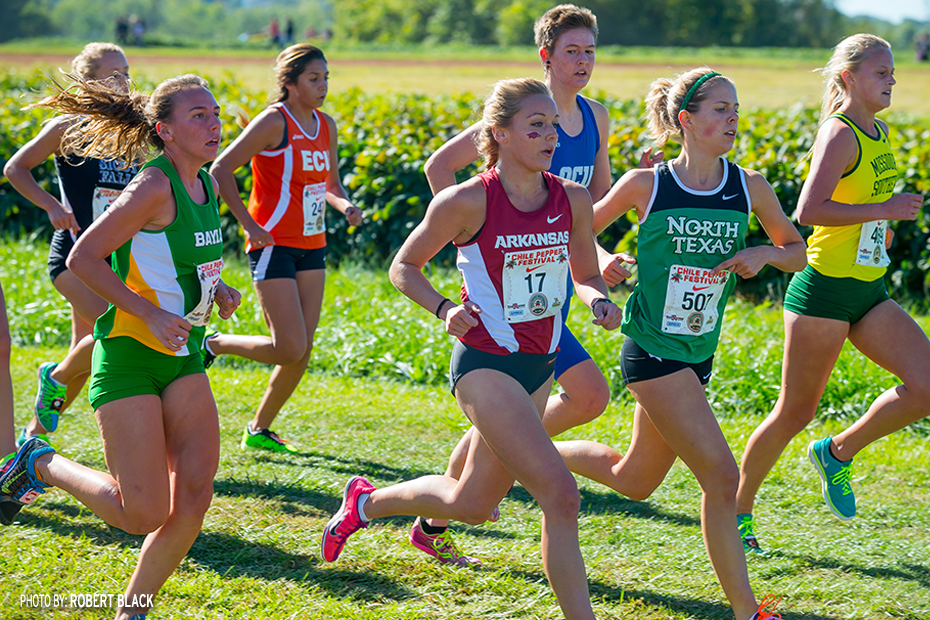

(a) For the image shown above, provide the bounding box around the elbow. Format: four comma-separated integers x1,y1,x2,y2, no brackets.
388,258,404,291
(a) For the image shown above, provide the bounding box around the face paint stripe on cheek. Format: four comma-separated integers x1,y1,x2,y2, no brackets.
527,132,540,139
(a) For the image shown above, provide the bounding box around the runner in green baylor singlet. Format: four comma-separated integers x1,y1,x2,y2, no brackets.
553,68,805,620
0,74,241,620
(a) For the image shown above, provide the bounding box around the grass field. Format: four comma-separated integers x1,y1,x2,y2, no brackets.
3,41,930,114
1,239,929,619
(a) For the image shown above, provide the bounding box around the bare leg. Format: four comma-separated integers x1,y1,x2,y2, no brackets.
24,271,107,435
34,374,219,620
556,401,676,501
117,374,219,619
629,370,757,620
26,334,96,436
735,311,847,515
0,286,15,456
833,300,930,459
206,271,323,431
364,370,596,620
427,357,609,528
542,357,611,436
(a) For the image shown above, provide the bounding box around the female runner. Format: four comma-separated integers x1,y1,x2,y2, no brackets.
321,78,622,620
554,68,805,620
735,34,928,549
0,73,240,620
4,42,137,445
207,43,362,453
413,2,650,564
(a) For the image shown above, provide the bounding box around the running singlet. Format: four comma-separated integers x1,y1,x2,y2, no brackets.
456,169,572,356
247,103,331,252
549,95,599,188
94,156,224,356
621,159,750,363
806,113,897,281
54,153,139,233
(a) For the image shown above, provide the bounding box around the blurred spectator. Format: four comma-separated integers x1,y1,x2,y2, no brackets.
115,16,129,45
270,18,281,47
916,32,929,62
285,18,295,45
129,15,145,46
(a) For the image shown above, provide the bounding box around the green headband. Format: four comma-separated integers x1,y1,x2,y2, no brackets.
679,72,721,114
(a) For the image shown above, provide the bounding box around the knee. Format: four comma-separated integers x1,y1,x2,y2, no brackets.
574,378,611,422
121,497,170,535
700,460,740,502
273,336,311,366
536,476,581,522
904,377,930,405
769,403,817,437
454,494,501,525
0,328,10,361
624,477,663,502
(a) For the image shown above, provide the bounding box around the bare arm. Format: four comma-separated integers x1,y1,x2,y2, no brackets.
321,112,363,226
3,117,79,234
209,108,285,247
713,170,807,277
67,168,193,351
564,183,622,330
797,118,921,226
389,179,486,337
586,97,612,203
423,122,483,195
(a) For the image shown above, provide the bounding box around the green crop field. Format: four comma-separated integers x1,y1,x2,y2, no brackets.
3,41,930,113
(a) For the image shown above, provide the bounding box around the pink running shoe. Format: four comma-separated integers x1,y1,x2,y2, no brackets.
321,476,375,562
409,518,481,567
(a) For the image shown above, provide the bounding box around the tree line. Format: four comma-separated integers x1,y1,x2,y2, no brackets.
1,0,926,52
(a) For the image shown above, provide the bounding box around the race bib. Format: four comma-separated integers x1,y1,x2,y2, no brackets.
662,265,729,336
184,258,224,327
502,245,568,323
302,182,326,236
855,220,891,267
91,187,121,221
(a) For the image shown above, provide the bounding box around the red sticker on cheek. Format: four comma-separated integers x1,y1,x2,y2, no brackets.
527,132,540,139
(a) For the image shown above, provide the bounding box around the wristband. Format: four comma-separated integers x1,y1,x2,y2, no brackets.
591,297,613,312
435,298,453,319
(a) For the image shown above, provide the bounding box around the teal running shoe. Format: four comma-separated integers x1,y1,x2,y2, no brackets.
34,362,67,432
16,428,51,449
738,513,766,556
0,436,54,508
807,437,855,520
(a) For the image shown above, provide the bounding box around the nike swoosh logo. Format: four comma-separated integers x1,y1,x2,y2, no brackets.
702,372,712,381
526,264,545,272
693,285,710,291
547,214,564,224
722,194,738,201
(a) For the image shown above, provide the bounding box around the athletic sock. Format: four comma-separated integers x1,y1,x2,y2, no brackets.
357,493,370,523
419,518,447,535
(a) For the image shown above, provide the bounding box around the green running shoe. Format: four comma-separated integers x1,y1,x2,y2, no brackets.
201,329,219,369
16,428,51,449
738,513,766,556
34,362,67,432
807,437,855,520
241,424,297,453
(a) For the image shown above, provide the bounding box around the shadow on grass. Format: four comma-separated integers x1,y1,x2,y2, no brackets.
504,484,701,528
766,549,930,590
590,580,843,620
212,477,516,540
15,501,417,602
235,448,439,484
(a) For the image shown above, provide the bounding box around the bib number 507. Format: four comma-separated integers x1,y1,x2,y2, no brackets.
681,290,713,312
